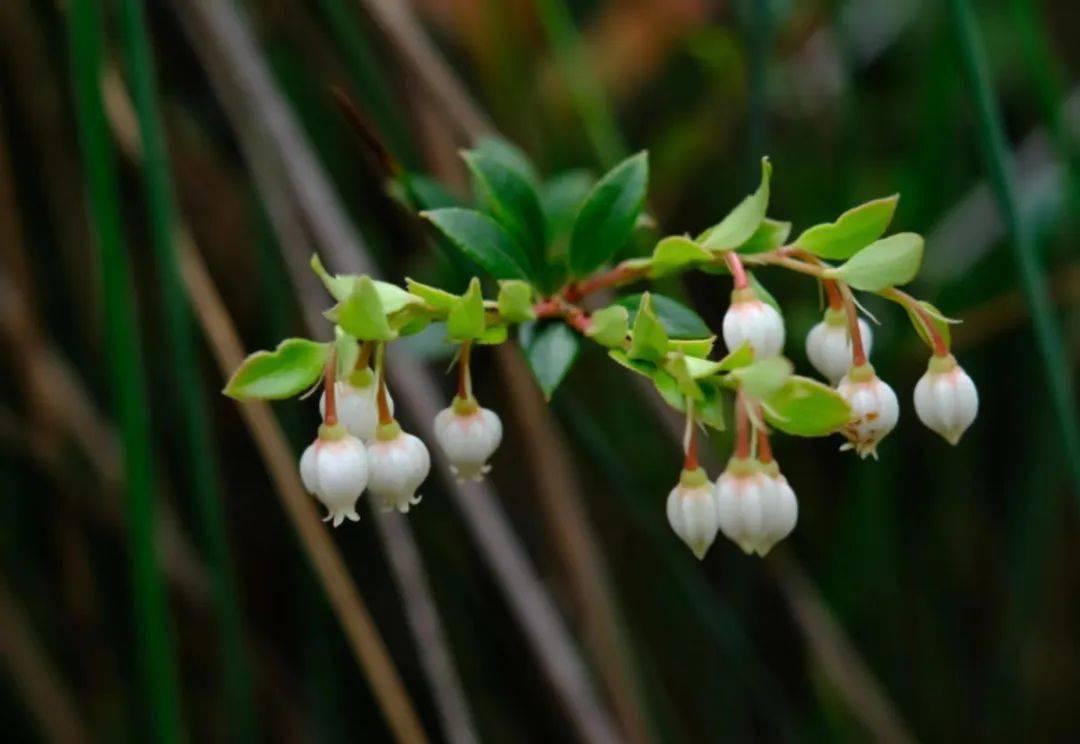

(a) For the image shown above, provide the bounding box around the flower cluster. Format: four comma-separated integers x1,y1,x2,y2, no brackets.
224,144,977,561
299,341,501,526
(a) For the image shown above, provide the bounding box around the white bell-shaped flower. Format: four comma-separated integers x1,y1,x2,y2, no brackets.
722,288,785,359
666,468,722,560
433,397,503,481
836,364,899,459
366,422,431,513
318,368,393,441
300,424,368,527
715,458,798,556
805,308,874,385
914,354,978,445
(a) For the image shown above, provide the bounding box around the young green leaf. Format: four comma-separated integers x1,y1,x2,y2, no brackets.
735,218,791,255
607,349,659,379
716,342,755,372
794,195,898,260
668,337,715,357
664,354,703,400
700,157,771,251
567,152,649,276
541,169,594,250
521,322,582,399
447,277,486,341
334,276,396,341
616,292,711,339
474,135,540,185
763,376,851,436
731,356,793,400
496,280,536,323
627,293,669,362
586,305,630,348
697,381,727,431
682,355,725,379
311,254,354,300
224,338,330,400
422,208,531,281
831,232,924,291
334,329,360,379
649,235,713,277
405,277,459,312
464,149,546,270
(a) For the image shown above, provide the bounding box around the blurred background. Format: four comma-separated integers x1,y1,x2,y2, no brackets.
1,0,1078,742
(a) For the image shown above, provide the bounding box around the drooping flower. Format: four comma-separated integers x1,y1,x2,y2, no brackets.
914,354,978,445
666,467,722,560
805,308,874,385
714,458,798,556
433,396,503,482
365,421,431,513
318,367,393,441
836,363,899,459
300,423,368,527
722,288,785,359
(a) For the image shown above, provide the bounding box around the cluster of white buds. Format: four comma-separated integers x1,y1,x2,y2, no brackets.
914,353,979,445
723,287,785,358
715,457,798,556
434,396,503,482
806,308,874,385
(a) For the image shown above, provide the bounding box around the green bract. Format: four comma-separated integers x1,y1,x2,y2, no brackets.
332,276,396,341
587,305,630,348
649,236,713,277
496,280,536,323
794,195,899,260
735,218,791,255
567,151,649,276
224,338,330,400
447,278,485,341
730,356,793,400
616,293,711,339
763,376,851,436
627,293,669,362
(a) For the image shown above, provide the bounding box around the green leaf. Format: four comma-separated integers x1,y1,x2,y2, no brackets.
311,254,354,300
521,322,581,399
334,276,395,341
464,149,546,270
794,195,899,260
496,280,536,323
474,135,539,185
735,218,791,255
668,337,715,357
478,324,509,345
422,208,531,281
334,329,359,379
567,152,649,276
627,292,669,362
405,277,459,312
697,381,727,431
832,232,924,291
541,170,594,250
403,173,462,210
700,157,771,251
649,235,713,277
607,349,658,379
616,292,711,339
716,342,754,371
763,376,851,436
447,277,486,341
224,338,330,400
682,355,725,379
664,354,702,400
731,356,793,400
905,300,954,350
586,305,630,348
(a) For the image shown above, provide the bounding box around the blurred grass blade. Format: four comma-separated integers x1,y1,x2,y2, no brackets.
532,0,627,167
947,0,1080,497
65,0,186,740
117,0,255,739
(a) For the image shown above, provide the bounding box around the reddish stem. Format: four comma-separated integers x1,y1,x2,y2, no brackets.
375,345,394,426
323,351,338,426
724,251,749,290
565,308,593,334
563,263,646,303
457,341,472,399
839,283,868,367
532,298,593,334
356,340,374,370
895,289,949,357
533,298,562,318
734,390,750,459
757,424,773,464
684,421,699,471
823,279,843,310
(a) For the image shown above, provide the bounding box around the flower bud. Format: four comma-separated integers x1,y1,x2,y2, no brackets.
319,368,393,441
433,397,503,482
914,354,978,445
300,424,368,527
836,364,899,459
805,309,874,385
666,467,722,560
715,458,798,556
722,288,785,358
366,422,431,513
